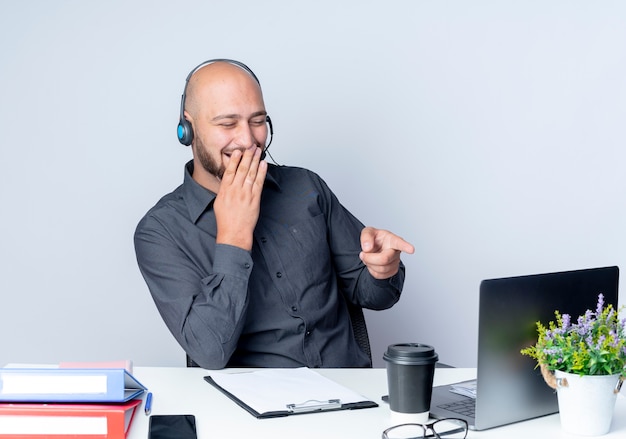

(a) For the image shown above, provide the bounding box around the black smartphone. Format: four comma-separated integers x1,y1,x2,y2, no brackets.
148,414,197,439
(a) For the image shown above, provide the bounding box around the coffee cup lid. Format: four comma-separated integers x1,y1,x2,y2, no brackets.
383,343,439,365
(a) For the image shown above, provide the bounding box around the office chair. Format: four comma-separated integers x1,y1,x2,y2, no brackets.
187,354,200,368
186,303,373,368
346,302,373,364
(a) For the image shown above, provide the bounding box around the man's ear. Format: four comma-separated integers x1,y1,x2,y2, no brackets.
183,110,194,125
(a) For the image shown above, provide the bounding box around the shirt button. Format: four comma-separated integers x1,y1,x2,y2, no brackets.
276,272,282,278
305,331,311,337
261,237,267,243
291,306,297,312
243,262,251,269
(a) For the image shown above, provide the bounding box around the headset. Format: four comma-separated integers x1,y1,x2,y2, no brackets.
176,59,274,159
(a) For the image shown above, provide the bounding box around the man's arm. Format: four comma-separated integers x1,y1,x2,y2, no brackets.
312,173,412,310
348,228,413,309
134,220,252,369
134,149,267,369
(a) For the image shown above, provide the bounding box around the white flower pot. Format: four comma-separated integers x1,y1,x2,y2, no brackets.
555,370,622,436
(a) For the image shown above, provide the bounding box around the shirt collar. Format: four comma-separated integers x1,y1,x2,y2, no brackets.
182,160,281,223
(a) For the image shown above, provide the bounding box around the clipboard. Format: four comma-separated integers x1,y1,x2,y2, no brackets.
204,368,378,418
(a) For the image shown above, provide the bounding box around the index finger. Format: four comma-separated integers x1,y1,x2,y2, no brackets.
390,236,415,255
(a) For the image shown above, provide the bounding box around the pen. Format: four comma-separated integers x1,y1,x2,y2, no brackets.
145,392,153,416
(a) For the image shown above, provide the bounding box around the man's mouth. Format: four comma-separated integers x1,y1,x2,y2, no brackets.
223,149,240,159
223,147,256,159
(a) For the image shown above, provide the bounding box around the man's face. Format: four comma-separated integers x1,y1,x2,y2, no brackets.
189,66,268,181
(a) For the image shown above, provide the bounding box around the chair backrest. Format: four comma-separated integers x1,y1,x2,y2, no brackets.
186,304,372,367
346,302,372,365
187,354,200,368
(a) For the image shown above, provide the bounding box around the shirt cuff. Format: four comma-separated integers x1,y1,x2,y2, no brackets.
370,266,405,291
212,244,254,281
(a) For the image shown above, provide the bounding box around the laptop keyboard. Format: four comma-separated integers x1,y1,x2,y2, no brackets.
437,399,476,417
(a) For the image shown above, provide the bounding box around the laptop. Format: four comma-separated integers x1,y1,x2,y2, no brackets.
429,266,619,431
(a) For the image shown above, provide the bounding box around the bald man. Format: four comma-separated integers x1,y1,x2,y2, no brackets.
134,60,414,369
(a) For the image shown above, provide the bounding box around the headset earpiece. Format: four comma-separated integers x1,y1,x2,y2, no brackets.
177,118,193,146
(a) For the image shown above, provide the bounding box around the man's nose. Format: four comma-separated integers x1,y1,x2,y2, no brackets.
234,123,256,148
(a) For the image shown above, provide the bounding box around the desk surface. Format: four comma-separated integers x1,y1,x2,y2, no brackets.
130,367,626,439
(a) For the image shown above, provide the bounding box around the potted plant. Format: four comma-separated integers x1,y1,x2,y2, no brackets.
521,293,626,436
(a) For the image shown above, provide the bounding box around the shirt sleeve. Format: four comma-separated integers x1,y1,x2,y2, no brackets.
134,215,252,369
314,172,405,310
352,263,405,309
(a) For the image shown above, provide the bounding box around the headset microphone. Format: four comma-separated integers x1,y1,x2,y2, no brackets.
261,115,273,160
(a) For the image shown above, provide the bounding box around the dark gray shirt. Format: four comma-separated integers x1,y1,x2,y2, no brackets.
134,161,404,369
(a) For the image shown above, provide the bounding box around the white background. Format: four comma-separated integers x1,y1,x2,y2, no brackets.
1,0,625,368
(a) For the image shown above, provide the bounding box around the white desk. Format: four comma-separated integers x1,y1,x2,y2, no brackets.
130,367,626,439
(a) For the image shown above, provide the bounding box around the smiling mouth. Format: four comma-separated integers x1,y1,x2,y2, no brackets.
223,146,258,158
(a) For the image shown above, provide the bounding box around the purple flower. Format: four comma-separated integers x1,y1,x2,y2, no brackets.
577,319,592,336
544,348,561,357
596,293,605,315
562,314,571,330
606,308,615,322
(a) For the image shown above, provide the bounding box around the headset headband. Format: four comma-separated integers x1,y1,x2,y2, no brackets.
184,59,260,85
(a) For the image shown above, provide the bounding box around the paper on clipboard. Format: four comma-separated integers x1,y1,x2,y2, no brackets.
205,367,377,417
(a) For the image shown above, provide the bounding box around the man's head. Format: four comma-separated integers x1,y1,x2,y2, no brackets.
180,60,269,187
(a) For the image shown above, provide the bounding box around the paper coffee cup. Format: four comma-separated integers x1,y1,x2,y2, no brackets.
384,343,438,421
